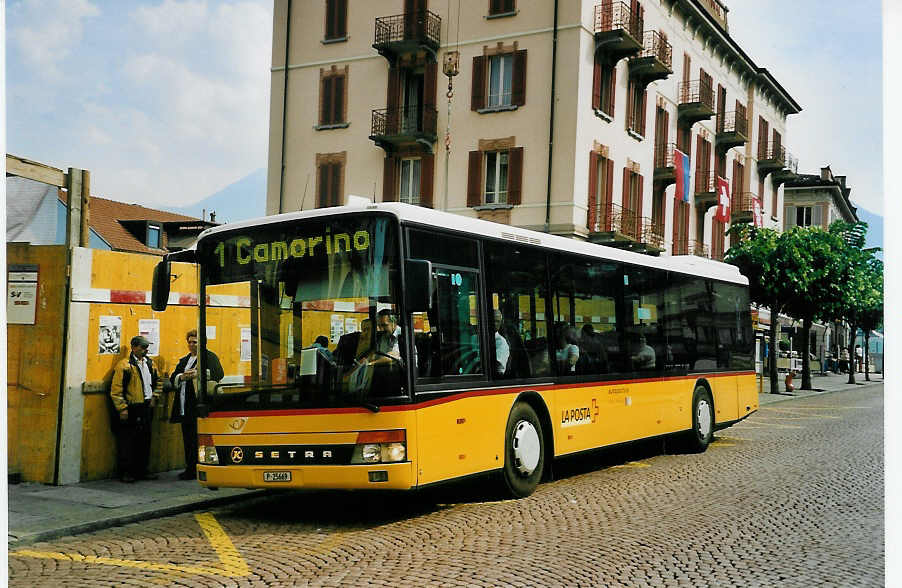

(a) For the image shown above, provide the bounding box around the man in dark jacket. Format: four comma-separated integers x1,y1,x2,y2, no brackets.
170,329,224,480
110,335,161,482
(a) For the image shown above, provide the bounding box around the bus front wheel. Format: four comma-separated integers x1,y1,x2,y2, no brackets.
685,386,714,453
501,402,545,498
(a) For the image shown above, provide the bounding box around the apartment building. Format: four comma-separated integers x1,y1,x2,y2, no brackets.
266,0,801,260
783,166,858,230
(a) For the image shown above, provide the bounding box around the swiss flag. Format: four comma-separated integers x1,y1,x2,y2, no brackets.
673,148,691,202
714,176,730,223
752,197,764,227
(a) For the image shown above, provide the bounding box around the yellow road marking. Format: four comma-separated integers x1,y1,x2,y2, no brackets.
737,422,803,429
764,409,841,418
710,440,735,447
717,435,750,442
11,512,251,578
611,461,651,469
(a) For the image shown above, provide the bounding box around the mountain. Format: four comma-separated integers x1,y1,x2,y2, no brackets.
168,168,267,225
854,205,883,256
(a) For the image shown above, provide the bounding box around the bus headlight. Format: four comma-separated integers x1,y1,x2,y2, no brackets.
198,435,219,465
351,430,407,464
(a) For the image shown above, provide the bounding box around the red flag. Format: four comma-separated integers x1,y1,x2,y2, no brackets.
673,148,691,202
714,176,730,223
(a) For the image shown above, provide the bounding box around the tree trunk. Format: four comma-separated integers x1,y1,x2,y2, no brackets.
847,325,857,385
801,317,812,390
864,332,871,382
769,308,780,394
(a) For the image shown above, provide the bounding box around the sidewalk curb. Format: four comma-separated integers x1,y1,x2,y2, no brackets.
759,379,883,405
8,489,269,548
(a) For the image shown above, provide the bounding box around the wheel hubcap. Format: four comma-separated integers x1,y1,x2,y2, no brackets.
697,399,712,438
512,420,541,475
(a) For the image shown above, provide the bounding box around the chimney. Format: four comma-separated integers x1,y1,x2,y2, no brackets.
835,176,846,189
820,166,833,181
210,210,216,223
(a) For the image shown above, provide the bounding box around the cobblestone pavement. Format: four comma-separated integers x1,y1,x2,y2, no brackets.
9,385,883,587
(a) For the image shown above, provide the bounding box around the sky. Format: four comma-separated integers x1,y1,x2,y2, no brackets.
5,0,884,216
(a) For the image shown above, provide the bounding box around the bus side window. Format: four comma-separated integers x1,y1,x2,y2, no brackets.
485,242,550,379
622,267,666,372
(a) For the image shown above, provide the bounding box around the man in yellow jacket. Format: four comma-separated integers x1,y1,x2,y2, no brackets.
110,335,161,482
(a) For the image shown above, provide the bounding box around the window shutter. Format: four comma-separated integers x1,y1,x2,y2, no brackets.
758,178,766,213
784,205,795,230
637,173,644,232
471,56,486,111
672,200,680,252
336,0,347,38
321,77,333,125
587,151,599,230
622,167,630,208
812,204,823,227
420,154,435,208
330,163,342,206
773,129,782,150
424,61,437,109
467,151,483,206
663,109,669,145
383,156,397,202
626,81,634,130
592,55,602,111
508,147,524,205
332,75,344,124
325,0,335,39
490,0,501,14
695,135,703,175
605,159,614,231
609,64,617,116
387,67,401,133
731,159,741,210
317,164,328,208
640,89,647,136
512,50,527,106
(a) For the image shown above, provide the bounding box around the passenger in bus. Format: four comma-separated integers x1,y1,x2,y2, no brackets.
310,335,335,363
335,318,372,367
494,310,511,376
632,334,656,370
375,309,401,361
555,323,580,373
579,324,608,373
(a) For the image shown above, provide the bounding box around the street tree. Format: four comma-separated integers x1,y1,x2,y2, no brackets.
778,226,847,390
725,225,807,395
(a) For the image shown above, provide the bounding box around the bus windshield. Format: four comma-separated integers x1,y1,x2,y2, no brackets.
196,214,407,411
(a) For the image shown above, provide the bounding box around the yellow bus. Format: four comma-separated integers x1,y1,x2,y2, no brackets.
152,202,757,497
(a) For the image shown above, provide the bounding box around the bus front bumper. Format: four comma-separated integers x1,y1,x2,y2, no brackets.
197,462,415,490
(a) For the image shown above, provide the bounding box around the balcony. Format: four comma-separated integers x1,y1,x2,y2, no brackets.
694,170,717,210
757,141,786,176
588,203,662,255
673,239,710,259
653,142,676,186
593,1,643,64
373,10,441,62
772,150,800,186
369,105,438,150
628,31,672,87
715,111,748,150
677,79,715,126
731,192,759,223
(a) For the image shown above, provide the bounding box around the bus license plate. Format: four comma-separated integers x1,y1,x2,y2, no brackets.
263,471,291,482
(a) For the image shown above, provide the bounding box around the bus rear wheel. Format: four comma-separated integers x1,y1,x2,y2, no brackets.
501,402,545,498
685,386,714,453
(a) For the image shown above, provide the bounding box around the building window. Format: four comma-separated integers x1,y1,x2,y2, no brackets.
316,154,345,208
471,50,527,111
147,224,161,249
324,0,347,41
587,151,613,232
621,168,643,240
626,79,646,137
488,0,516,16
467,146,523,206
488,54,513,108
796,206,813,227
319,70,347,127
592,55,616,118
399,158,422,205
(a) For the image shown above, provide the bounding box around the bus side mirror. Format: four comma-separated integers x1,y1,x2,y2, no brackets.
151,260,171,311
405,259,433,313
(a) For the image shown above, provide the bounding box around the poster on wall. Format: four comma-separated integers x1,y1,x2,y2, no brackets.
8,264,38,325
240,327,252,361
138,319,161,356
330,314,344,343
345,317,358,336
98,315,122,355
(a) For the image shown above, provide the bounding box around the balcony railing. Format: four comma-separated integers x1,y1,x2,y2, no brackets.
602,202,642,241
636,30,672,68
732,192,759,215
594,1,643,39
694,170,716,195
370,105,438,141
757,141,786,165
373,10,441,52
716,111,748,137
641,221,665,250
654,142,676,169
673,239,710,258
679,79,715,109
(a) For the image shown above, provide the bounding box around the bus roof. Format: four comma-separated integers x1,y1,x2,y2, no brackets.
197,202,748,286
